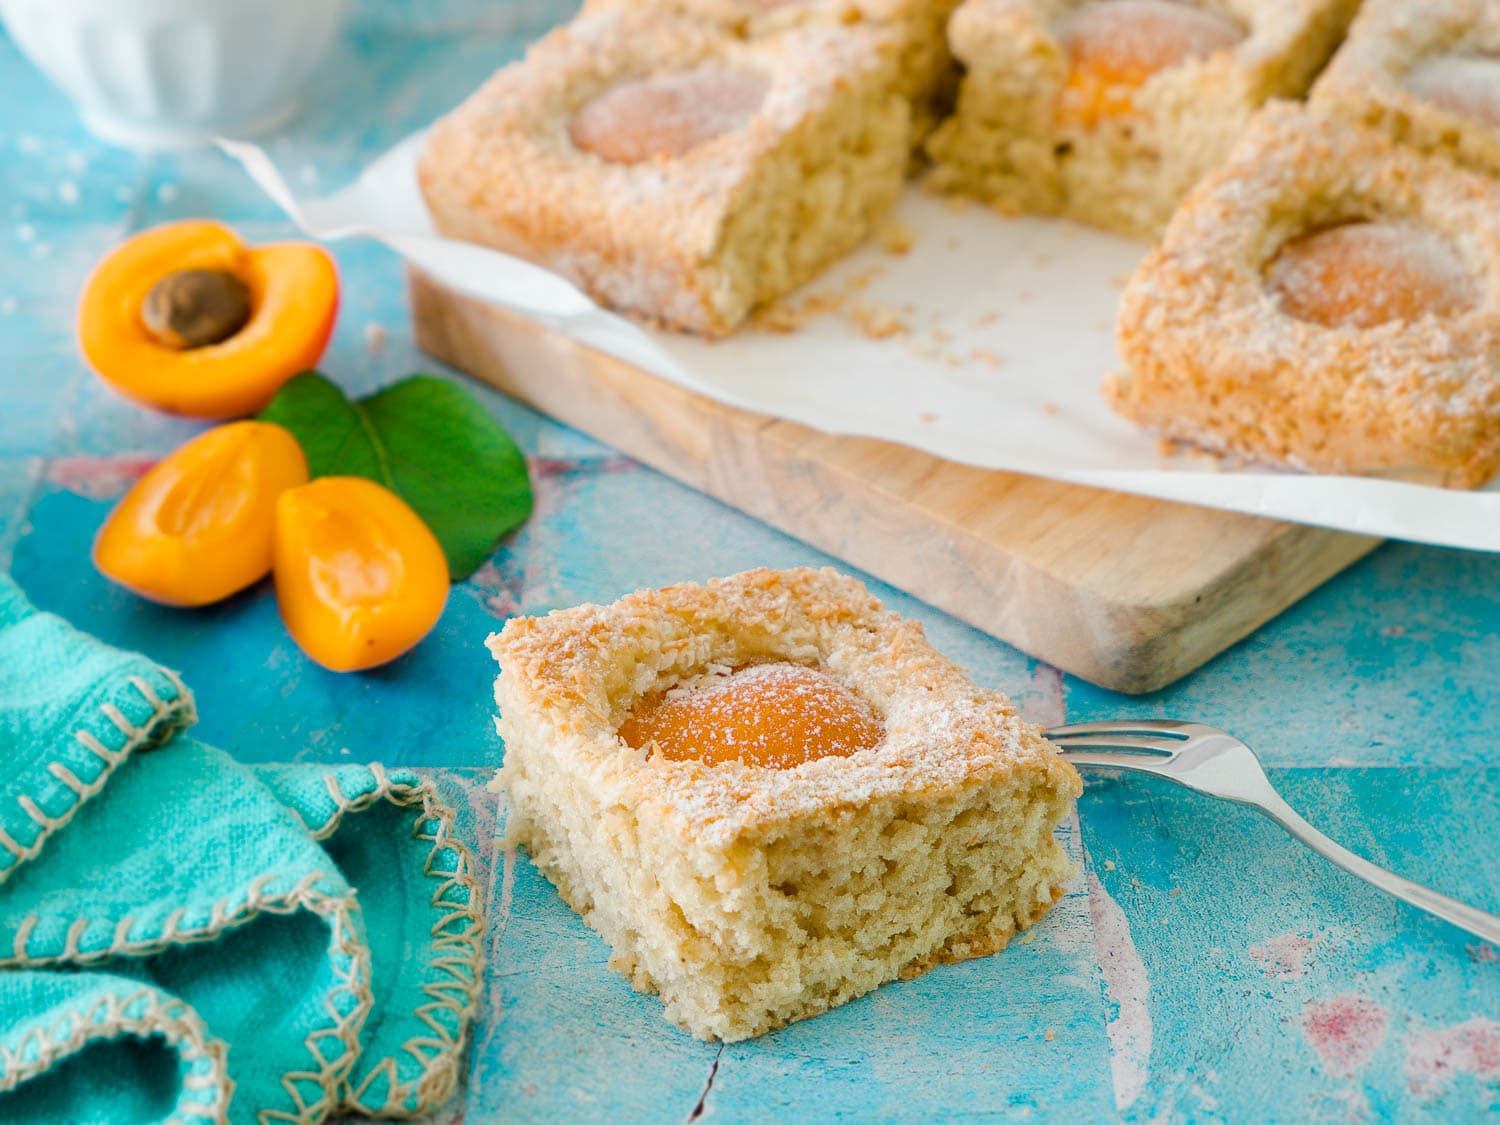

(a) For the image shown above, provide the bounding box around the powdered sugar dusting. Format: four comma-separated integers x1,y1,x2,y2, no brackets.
569,67,771,165
1057,0,1244,81
1266,221,1477,331
620,660,883,769
1406,53,1500,131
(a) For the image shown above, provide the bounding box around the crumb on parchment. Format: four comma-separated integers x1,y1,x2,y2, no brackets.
878,219,915,255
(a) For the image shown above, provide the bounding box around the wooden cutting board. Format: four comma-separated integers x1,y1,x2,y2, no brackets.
409,269,1380,694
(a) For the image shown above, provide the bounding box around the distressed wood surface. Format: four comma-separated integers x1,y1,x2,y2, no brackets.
409,271,1380,695
0,5,1496,1122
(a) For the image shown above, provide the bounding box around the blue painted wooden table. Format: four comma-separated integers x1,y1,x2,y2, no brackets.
1,4,1497,1121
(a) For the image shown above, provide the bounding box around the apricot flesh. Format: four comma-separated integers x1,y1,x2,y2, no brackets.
569,69,769,164
93,421,309,607
78,220,338,419
618,662,884,769
1266,221,1477,330
274,476,449,672
1056,1,1244,127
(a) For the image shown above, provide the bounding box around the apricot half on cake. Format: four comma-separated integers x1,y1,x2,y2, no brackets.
925,0,1358,237
1111,105,1500,488
487,567,1081,1041
78,220,338,419
1312,0,1500,180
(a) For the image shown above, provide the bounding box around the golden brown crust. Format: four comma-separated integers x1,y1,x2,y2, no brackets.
418,10,909,336
1112,103,1500,487
1313,0,1500,179
488,566,1081,850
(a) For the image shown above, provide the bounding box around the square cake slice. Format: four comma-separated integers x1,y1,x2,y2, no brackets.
1111,104,1500,486
925,0,1358,238
487,568,1081,1041
1312,0,1500,180
418,10,910,336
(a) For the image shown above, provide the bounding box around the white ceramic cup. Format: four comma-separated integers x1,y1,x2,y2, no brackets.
0,0,349,149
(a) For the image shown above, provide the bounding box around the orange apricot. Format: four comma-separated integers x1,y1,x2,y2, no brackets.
1266,221,1476,330
618,662,884,769
1056,1,1244,127
274,477,449,672
78,220,338,420
93,421,309,607
569,69,769,164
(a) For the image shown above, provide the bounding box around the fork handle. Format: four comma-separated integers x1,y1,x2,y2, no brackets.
1255,791,1500,947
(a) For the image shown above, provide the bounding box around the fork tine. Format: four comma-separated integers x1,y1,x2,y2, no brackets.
1048,749,1177,771
1044,720,1195,739
1046,734,1181,755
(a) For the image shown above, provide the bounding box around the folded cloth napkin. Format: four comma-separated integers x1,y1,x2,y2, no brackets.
0,575,485,1124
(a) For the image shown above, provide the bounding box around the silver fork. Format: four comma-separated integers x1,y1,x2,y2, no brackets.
1045,720,1500,946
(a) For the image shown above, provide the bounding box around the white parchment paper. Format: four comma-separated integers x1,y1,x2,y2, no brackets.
225,133,1500,551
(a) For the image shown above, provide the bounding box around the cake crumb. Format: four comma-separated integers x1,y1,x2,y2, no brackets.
1044,1028,1056,1042
851,302,908,339
1170,886,1181,897
971,310,1001,330
1103,858,1116,871
970,347,1001,368
878,220,915,255
1040,402,1060,416
918,411,939,424
364,322,389,355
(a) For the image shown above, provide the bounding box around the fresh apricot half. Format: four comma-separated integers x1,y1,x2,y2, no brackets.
274,477,449,672
78,220,338,420
94,421,309,606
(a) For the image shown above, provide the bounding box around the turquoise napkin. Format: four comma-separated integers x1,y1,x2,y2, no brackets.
0,575,485,1123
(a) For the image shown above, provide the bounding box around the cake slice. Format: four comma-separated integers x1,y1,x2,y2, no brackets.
925,0,1359,238
487,568,1081,1041
1111,104,1500,486
1313,0,1500,179
418,10,910,336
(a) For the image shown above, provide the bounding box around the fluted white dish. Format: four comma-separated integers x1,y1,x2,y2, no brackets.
0,0,347,149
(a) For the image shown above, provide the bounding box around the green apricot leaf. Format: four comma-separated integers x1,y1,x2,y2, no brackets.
259,371,533,581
